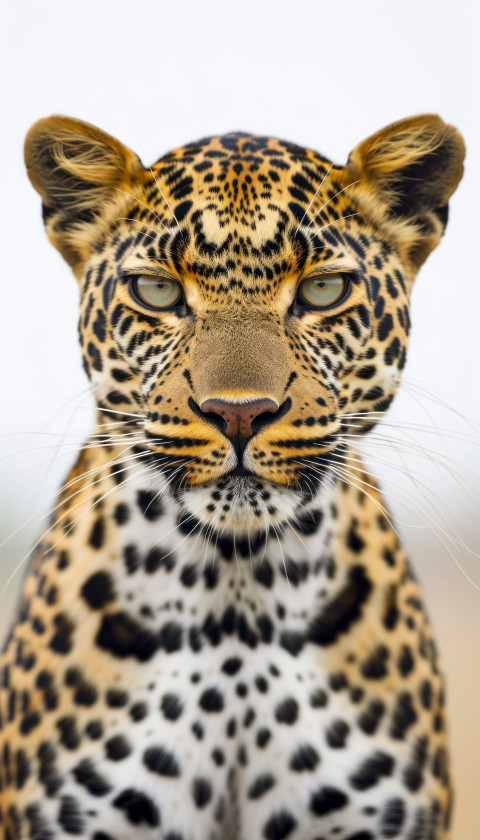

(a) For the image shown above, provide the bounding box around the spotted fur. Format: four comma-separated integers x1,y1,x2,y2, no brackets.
0,114,464,839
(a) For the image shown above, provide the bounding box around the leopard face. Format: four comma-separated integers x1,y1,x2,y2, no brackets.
25,116,464,534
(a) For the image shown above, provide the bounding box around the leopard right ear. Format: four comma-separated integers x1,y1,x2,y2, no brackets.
25,115,144,271
346,115,465,269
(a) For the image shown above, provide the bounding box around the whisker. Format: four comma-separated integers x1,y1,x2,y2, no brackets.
306,179,360,239
294,162,334,239
309,212,359,241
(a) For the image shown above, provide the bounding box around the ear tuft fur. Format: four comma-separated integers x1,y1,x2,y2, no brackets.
347,115,465,267
25,116,143,268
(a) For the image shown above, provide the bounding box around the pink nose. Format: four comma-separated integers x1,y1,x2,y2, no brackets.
199,398,279,441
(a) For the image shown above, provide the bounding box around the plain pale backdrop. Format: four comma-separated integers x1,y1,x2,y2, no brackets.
1,1,479,837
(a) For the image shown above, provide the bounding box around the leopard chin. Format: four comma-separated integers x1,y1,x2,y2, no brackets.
177,473,329,537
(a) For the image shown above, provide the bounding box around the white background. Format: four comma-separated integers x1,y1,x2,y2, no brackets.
1,2,479,836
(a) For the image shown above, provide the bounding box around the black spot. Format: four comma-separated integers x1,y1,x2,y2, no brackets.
279,629,304,656
243,707,256,727
56,716,81,750
145,547,175,574
325,719,350,748
256,613,274,643
397,645,415,677
88,518,105,549
346,522,365,553
350,751,395,790
310,687,328,708
160,693,183,721
256,727,271,748
58,795,85,835
289,744,320,772
105,689,128,708
144,746,180,777
248,773,275,799
379,797,405,837
204,564,219,589
96,612,159,661
15,748,30,789
180,563,198,587
275,697,298,725
38,741,63,796
105,735,131,761
24,803,52,839
81,571,115,610
124,544,141,574
211,748,225,766
49,612,74,655
87,341,102,372
137,490,163,520
129,702,148,722
174,200,193,222
113,503,130,525
254,559,274,588
263,809,297,839
390,692,417,740
361,644,389,679
160,621,183,653
237,744,248,765
199,687,224,712
192,721,204,740
378,313,394,341
92,308,106,342
191,777,212,808
345,834,374,840
19,710,40,735
403,736,428,792
358,699,385,735
222,656,243,676
85,720,103,740
308,565,372,646
72,759,111,796
329,671,348,692
310,785,349,816
419,680,432,710
294,509,322,535
113,788,160,826
74,681,98,707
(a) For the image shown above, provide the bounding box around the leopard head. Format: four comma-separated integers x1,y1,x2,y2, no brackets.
25,115,464,534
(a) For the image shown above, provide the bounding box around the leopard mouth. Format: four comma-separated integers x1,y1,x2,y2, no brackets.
228,464,256,478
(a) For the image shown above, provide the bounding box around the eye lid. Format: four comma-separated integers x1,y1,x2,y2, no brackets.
300,253,358,281
121,266,179,283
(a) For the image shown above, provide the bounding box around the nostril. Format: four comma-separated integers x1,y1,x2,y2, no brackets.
251,397,291,436
188,397,228,435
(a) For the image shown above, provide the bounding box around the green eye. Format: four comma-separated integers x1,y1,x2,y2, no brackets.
297,273,349,309
130,275,183,309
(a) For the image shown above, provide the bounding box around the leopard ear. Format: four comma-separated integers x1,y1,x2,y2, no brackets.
346,115,465,268
25,115,143,270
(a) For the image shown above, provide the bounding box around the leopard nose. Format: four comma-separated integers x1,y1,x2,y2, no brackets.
199,398,280,442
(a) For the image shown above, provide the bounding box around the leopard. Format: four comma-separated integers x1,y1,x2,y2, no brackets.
0,113,465,840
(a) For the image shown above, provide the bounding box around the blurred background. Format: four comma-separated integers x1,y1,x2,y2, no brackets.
2,1,479,836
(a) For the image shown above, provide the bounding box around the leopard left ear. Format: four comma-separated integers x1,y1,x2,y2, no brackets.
25,115,144,272
346,115,465,268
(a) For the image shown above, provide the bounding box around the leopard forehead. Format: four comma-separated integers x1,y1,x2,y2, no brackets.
105,132,367,288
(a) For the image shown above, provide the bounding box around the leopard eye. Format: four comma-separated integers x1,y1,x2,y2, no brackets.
130,275,183,310
297,273,349,309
